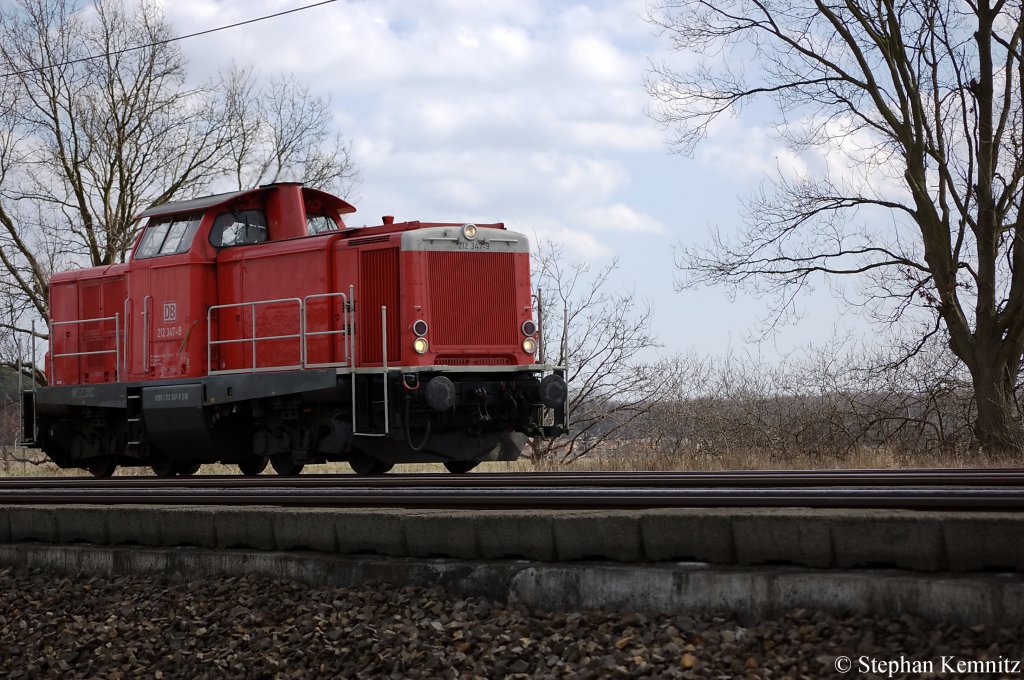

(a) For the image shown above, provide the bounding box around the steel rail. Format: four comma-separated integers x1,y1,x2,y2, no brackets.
3,468,1024,489
0,484,1022,510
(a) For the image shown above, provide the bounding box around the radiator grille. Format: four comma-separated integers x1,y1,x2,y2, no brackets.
427,252,517,347
358,248,401,364
436,356,513,366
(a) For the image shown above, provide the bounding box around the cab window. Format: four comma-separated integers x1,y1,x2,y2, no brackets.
135,214,202,259
210,209,268,248
307,213,338,235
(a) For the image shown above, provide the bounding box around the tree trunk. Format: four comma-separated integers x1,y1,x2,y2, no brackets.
971,359,1024,452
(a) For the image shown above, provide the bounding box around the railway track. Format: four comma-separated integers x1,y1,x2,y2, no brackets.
1,468,1023,509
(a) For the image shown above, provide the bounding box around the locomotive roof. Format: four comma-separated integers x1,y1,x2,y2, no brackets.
136,185,357,219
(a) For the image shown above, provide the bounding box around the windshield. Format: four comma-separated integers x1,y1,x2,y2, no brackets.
135,214,202,259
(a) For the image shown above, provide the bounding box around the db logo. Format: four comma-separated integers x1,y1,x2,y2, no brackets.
163,302,177,322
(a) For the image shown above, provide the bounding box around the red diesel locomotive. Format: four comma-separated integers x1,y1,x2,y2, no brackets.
23,182,567,477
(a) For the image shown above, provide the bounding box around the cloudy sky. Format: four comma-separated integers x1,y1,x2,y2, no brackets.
163,0,855,358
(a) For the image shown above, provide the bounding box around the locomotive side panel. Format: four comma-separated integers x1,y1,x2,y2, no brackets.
357,245,401,366
50,267,126,386
146,261,214,379
212,249,246,372
331,244,360,366
47,277,79,385
214,237,336,372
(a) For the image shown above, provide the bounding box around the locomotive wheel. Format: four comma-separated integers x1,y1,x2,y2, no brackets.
349,453,393,476
174,462,201,476
270,454,304,476
444,461,479,474
86,458,118,478
151,458,176,478
238,457,269,476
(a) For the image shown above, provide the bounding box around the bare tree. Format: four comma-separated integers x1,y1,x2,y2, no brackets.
221,65,358,195
631,338,979,468
0,0,357,382
531,241,672,464
648,0,1024,451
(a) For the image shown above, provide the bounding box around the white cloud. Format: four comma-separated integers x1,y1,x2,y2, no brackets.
514,218,616,261
160,0,667,261
149,0,867,359
697,112,910,203
580,204,666,234
567,35,632,82
698,116,809,181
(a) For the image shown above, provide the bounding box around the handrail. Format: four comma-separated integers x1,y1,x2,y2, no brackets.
302,292,350,369
205,290,392,435
207,297,304,375
142,295,151,372
50,313,121,383
123,297,132,375
352,302,390,437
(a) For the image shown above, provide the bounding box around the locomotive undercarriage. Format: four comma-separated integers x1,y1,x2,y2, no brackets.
27,367,567,476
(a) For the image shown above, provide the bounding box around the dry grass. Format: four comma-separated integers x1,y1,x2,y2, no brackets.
2,443,1021,478
532,444,1023,472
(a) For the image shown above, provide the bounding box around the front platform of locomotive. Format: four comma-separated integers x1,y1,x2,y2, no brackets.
354,221,568,469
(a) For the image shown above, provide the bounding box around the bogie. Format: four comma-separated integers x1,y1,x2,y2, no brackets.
444,461,479,474
270,454,304,476
238,457,269,476
85,458,118,478
151,458,176,478
349,451,393,476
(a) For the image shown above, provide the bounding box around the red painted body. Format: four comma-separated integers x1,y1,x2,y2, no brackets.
47,184,536,385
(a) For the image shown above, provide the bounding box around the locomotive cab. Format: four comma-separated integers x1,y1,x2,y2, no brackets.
30,183,567,476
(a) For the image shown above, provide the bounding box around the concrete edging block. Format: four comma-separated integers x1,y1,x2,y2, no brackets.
476,511,556,561
402,511,481,560
0,505,11,543
732,510,833,568
640,509,735,563
156,507,219,549
272,509,338,553
105,505,165,548
54,505,109,545
214,507,277,550
552,512,644,562
334,509,405,557
830,514,946,571
942,514,1024,571
7,506,57,543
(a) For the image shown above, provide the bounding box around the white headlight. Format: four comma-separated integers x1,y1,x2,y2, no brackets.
462,223,478,240
413,337,429,354
522,337,537,354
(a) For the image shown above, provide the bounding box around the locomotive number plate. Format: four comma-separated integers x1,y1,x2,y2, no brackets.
157,325,183,339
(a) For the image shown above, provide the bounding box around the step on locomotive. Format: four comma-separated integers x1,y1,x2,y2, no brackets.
22,182,567,477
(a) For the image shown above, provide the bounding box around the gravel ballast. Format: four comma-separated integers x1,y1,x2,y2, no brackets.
1,567,1022,679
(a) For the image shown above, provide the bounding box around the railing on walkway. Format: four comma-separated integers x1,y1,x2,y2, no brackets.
206,286,389,435
50,314,121,384
302,291,351,369
206,297,304,375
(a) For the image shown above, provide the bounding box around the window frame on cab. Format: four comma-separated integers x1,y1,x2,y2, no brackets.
133,213,203,260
